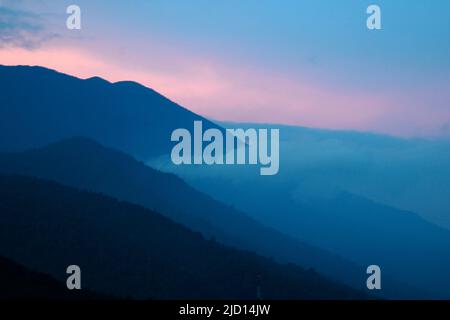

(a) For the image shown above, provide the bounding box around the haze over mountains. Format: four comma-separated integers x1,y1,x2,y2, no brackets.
152,124,450,298
1,65,449,299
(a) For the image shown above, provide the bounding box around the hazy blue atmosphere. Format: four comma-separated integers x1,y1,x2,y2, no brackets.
1,1,449,300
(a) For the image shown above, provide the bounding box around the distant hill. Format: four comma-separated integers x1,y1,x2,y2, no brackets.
0,174,366,299
0,65,221,159
0,254,106,299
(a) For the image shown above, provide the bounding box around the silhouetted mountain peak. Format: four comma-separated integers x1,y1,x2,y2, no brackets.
0,65,76,81
0,65,222,158
1,64,54,72
86,76,111,84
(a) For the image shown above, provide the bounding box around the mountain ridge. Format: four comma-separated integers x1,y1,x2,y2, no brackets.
0,65,221,159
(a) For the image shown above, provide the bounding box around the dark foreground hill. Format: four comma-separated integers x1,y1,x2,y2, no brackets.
0,174,366,299
0,254,105,299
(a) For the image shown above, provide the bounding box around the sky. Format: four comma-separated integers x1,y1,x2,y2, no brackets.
0,0,449,137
